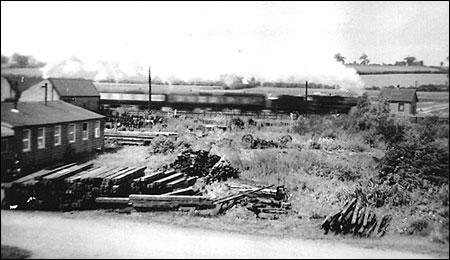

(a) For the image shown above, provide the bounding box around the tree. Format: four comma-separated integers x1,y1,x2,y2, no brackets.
359,53,370,65
9,53,46,68
334,53,346,64
1,53,8,64
404,56,416,66
10,53,30,68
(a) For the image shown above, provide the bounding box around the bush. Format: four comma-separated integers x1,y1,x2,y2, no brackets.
405,219,432,236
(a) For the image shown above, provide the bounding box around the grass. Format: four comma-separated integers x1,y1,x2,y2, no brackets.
50,107,449,259
1,245,31,259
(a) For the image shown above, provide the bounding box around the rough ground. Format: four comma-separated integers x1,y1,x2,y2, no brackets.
1,210,445,259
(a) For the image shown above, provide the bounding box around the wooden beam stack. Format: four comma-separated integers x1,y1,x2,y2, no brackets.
320,196,392,237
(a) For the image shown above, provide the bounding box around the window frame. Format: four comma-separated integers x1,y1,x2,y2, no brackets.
54,125,61,146
398,103,405,112
82,122,89,140
22,129,31,152
68,123,76,143
37,127,46,149
95,120,100,138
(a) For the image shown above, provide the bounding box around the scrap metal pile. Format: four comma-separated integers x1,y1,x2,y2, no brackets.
320,192,392,237
241,134,293,149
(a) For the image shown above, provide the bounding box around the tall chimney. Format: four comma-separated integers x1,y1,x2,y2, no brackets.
148,66,152,112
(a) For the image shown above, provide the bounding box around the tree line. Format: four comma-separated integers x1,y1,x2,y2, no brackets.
334,53,449,67
1,53,46,68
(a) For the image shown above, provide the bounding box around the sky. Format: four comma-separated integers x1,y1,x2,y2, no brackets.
1,1,449,86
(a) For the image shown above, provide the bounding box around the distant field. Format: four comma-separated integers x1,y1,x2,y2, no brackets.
360,73,448,88
1,67,43,77
346,65,447,74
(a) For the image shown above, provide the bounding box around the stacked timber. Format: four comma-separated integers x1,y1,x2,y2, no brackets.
129,169,199,195
129,194,214,211
104,130,177,146
211,183,292,219
164,149,239,183
320,195,392,237
4,163,146,211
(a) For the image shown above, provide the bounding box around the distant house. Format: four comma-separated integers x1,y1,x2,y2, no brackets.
2,76,100,112
379,88,419,115
1,101,105,180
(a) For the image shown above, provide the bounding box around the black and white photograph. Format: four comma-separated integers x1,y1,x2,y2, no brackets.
1,1,449,259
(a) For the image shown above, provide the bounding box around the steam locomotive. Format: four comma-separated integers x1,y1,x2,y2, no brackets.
98,89,360,115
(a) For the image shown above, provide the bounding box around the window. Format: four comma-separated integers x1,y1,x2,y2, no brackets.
95,120,100,138
68,124,76,143
82,122,89,140
37,127,45,149
398,103,405,112
23,129,31,152
1,139,8,153
54,125,61,146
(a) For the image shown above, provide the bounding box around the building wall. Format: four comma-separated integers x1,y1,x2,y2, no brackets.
1,136,15,180
7,119,104,174
389,102,415,115
1,77,15,101
19,79,61,102
60,96,100,112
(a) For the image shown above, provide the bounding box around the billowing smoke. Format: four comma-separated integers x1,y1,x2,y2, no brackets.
40,54,365,96
40,56,147,83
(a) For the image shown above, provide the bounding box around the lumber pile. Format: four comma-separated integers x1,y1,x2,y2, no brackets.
210,182,292,219
4,163,146,211
129,169,199,195
104,130,178,146
320,194,392,237
165,149,239,183
129,194,214,211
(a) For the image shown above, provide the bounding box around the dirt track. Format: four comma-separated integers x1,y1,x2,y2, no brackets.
1,210,442,259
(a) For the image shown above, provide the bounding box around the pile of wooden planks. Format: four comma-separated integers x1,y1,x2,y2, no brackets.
4,163,146,211
320,196,392,237
104,130,178,146
129,169,199,196
212,183,292,219
165,149,239,183
129,194,214,211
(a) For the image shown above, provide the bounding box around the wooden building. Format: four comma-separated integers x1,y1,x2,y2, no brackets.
379,88,419,115
2,76,101,112
1,101,105,180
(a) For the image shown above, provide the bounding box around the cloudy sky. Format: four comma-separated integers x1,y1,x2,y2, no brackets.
1,1,449,83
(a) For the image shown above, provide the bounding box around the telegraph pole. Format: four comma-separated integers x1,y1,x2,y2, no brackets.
148,66,152,112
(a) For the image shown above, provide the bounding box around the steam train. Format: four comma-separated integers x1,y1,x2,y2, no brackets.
98,89,361,115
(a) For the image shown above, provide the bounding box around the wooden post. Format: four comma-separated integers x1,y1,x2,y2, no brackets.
148,66,152,113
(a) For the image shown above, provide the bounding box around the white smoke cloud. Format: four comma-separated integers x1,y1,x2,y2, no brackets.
40,52,365,96
40,57,147,83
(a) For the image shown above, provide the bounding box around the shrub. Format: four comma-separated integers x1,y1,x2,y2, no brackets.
405,219,432,236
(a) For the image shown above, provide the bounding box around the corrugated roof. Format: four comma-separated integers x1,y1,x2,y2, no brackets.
1,101,104,127
1,124,14,138
49,78,100,97
3,76,44,92
379,88,418,103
